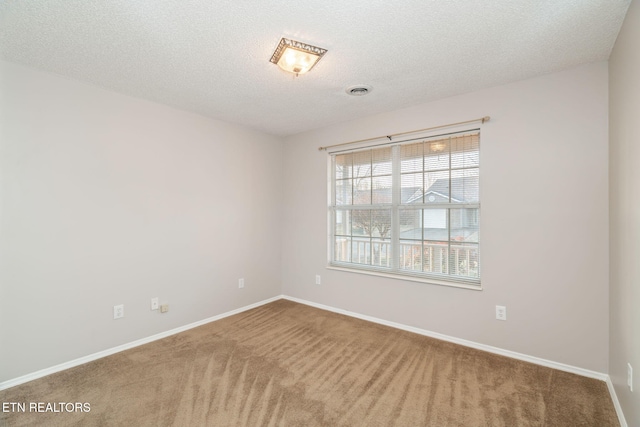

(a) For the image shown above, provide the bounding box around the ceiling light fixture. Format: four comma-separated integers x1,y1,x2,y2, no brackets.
270,37,327,76
430,141,447,152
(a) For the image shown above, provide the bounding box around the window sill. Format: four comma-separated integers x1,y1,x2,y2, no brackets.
326,264,482,291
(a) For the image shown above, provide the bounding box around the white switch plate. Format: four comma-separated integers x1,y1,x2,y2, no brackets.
160,304,169,313
113,304,124,319
151,297,159,310
628,363,633,392
315,275,321,285
239,278,244,288
495,305,506,321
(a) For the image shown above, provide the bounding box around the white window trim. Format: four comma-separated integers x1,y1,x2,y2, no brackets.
327,129,481,289
326,265,483,291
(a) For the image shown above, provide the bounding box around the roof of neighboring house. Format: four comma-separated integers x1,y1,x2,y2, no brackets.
408,176,479,204
344,186,423,204
336,176,478,205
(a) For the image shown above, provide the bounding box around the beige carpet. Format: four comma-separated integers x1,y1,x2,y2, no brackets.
0,300,619,426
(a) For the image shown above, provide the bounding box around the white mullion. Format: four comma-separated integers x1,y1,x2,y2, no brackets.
391,145,400,270
402,203,480,210
349,155,355,265
347,204,392,210
421,141,426,270
330,155,336,264
447,137,452,276
369,152,373,211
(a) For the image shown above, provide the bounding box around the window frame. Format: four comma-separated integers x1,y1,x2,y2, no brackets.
327,129,482,290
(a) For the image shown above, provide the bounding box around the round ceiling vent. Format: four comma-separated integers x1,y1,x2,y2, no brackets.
345,85,372,96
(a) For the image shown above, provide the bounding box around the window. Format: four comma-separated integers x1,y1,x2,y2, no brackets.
329,131,480,288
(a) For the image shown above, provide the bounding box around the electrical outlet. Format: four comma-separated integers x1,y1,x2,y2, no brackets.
160,304,169,313
239,278,245,289
495,305,506,321
315,275,321,285
628,363,633,392
151,297,159,310
113,304,124,319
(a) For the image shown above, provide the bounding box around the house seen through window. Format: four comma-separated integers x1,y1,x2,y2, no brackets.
329,131,480,287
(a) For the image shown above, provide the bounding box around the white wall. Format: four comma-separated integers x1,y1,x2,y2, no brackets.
282,62,610,372
0,56,614,387
0,60,284,382
609,0,640,423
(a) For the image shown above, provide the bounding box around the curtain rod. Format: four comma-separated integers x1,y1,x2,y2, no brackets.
318,116,490,151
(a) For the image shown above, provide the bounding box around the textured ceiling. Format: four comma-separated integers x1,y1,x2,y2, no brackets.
0,1,631,136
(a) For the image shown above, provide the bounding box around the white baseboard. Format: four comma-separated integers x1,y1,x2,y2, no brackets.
0,296,281,391
605,375,629,427
1,294,628,427
282,295,608,380
282,295,628,426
